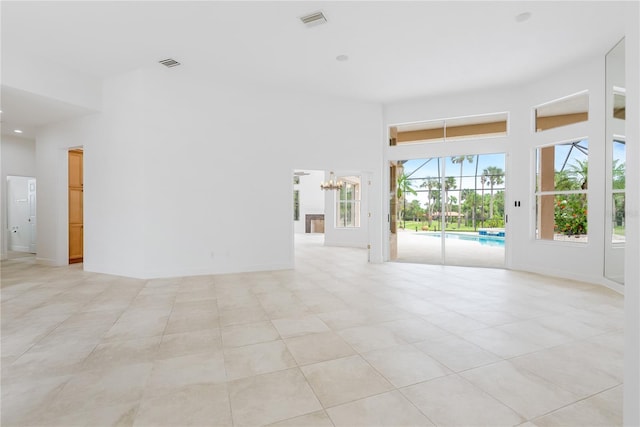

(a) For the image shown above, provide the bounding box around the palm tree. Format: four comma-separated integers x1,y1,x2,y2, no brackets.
443,176,457,226
397,173,417,228
420,178,439,226
482,166,504,219
460,188,476,227
555,169,575,191
613,159,625,190
568,159,588,190
451,155,474,229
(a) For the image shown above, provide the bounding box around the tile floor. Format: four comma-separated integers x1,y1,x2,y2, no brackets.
1,235,624,426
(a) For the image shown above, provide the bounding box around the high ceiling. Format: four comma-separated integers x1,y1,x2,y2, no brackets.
0,1,629,138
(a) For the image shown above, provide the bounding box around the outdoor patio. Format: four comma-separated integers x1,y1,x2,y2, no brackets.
396,230,505,268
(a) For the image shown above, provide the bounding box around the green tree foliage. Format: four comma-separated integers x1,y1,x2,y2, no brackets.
568,159,588,189
554,159,589,235
613,159,625,190
443,176,457,224
404,199,425,222
420,178,440,226
397,173,417,227
451,155,474,228
555,196,587,235
482,166,504,219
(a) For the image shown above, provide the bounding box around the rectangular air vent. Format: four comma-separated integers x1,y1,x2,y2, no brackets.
159,58,180,68
300,11,327,27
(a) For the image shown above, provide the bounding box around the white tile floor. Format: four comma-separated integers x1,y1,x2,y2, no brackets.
1,235,623,426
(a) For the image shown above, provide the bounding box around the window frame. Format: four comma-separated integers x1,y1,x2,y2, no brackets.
336,176,361,228
534,138,589,244
610,137,626,244
389,112,509,146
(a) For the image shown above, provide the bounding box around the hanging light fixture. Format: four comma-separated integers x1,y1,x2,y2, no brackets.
320,171,344,191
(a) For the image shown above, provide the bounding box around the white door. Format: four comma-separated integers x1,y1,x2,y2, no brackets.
7,176,36,253
28,178,37,253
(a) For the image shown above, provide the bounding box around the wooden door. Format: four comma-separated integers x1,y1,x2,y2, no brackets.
69,149,83,263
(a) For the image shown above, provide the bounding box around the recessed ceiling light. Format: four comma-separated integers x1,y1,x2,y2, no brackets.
516,12,532,23
336,54,349,62
14,129,23,134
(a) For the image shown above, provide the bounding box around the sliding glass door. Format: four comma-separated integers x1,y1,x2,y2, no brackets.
391,153,506,268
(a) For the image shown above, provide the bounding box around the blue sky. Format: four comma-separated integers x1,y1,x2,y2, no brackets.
613,139,626,164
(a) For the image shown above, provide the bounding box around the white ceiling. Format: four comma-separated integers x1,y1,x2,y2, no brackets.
0,1,629,138
1,86,96,139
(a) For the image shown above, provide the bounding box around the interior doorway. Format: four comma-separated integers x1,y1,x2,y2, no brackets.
68,149,84,264
293,170,326,237
6,176,37,254
390,153,506,268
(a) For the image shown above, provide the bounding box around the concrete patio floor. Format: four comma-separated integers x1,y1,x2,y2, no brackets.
396,230,505,268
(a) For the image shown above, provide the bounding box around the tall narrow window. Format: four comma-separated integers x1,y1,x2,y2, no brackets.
293,190,300,221
336,176,361,228
612,139,625,242
535,139,589,242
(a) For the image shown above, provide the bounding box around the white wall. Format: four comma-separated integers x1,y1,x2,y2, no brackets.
36,70,146,274
35,66,383,278
624,4,640,425
383,55,612,287
0,135,36,259
139,67,383,276
293,170,324,234
514,55,607,285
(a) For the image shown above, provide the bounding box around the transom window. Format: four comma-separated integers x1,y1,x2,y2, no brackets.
535,92,589,132
389,112,508,145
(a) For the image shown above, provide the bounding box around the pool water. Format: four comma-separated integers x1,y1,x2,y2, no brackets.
422,232,505,247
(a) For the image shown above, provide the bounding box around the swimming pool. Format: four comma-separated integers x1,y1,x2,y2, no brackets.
421,232,505,247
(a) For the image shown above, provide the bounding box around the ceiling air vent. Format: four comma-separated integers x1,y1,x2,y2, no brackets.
159,58,180,68
300,11,327,27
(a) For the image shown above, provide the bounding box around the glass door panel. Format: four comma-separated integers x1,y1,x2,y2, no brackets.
392,153,505,268
394,158,443,264
444,154,505,268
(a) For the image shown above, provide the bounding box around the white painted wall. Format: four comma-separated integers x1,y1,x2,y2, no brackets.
624,4,640,425
35,66,383,277
604,39,626,285
384,55,612,287
36,70,146,274
138,67,382,276
293,170,324,235
0,135,36,259
515,55,607,286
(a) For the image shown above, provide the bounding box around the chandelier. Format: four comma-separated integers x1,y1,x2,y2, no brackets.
320,171,344,191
